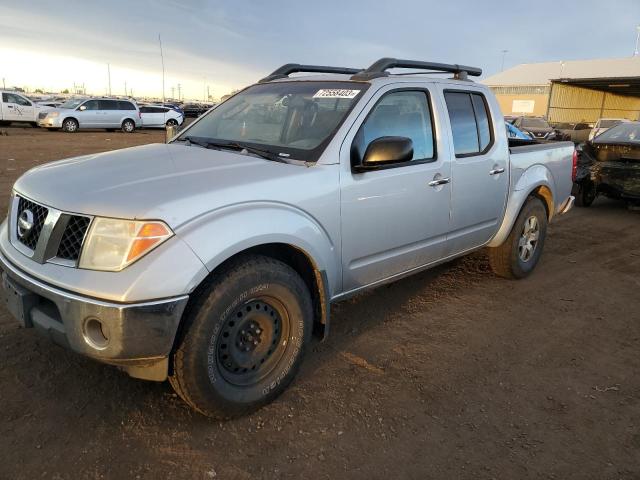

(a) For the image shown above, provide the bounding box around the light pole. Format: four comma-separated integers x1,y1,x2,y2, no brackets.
634,25,640,56
159,34,166,105
501,50,508,72
107,63,111,96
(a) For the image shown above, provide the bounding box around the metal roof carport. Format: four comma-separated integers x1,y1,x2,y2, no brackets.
547,76,640,124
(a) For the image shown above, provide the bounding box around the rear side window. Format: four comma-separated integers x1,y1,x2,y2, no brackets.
118,101,136,110
355,90,435,162
444,91,494,157
98,100,118,110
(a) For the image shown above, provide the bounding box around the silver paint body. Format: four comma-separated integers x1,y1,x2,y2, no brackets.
0,74,574,373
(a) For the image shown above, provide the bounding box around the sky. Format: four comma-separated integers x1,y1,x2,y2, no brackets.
0,0,638,100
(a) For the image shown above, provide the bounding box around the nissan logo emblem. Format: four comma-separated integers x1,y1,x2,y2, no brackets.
17,209,35,239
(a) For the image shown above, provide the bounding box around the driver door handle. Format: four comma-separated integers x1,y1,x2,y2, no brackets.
489,167,505,175
428,177,451,187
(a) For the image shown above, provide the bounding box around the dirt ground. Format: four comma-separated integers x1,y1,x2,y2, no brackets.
1,127,639,480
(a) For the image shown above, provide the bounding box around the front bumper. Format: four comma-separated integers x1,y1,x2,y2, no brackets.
0,249,188,381
37,116,63,128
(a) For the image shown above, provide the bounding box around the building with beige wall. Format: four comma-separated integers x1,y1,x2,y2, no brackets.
483,57,640,123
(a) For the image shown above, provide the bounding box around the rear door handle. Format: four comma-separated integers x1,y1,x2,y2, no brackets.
428,177,451,187
489,168,505,175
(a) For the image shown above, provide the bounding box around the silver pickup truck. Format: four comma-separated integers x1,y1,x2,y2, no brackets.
0,58,575,418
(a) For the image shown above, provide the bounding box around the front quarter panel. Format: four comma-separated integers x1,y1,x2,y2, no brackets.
176,202,340,297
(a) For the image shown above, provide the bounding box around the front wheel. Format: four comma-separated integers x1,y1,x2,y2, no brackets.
169,255,313,418
62,118,78,133
121,119,136,133
488,197,548,279
166,118,178,127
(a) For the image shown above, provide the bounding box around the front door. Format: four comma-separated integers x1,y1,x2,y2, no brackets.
441,89,509,254
340,88,452,292
2,92,34,122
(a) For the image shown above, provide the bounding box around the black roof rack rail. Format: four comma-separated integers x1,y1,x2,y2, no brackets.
259,64,363,83
351,57,482,81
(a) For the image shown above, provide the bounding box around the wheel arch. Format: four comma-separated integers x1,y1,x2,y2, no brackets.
488,181,554,248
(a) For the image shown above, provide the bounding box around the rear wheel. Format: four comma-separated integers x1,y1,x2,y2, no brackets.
62,118,78,133
488,197,548,279
170,255,313,418
121,119,135,133
573,181,596,207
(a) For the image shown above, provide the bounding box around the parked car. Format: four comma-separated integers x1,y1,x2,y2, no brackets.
572,121,640,207
554,122,593,144
37,98,141,133
512,116,557,141
0,58,575,418
503,115,517,124
505,121,534,143
181,103,211,117
0,91,53,126
139,105,184,128
588,118,628,141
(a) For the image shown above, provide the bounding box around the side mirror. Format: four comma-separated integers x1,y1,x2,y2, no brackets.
78,105,87,111
355,136,413,171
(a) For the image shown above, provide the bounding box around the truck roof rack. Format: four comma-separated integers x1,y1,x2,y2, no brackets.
351,57,482,81
259,64,363,83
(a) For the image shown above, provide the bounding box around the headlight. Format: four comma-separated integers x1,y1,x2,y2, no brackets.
79,218,173,271
46,112,59,118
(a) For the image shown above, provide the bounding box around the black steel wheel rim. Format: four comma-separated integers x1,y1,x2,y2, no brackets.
216,298,290,386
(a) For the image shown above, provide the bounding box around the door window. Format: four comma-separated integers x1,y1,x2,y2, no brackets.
353,90,435,164
444,91,494,157
99,100,119,110
81,100,100,110
2,93,31,106
117,101,136,110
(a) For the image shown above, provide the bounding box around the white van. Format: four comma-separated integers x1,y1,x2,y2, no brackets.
0,91,52,126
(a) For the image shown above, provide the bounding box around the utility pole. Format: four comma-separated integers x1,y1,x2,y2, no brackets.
107,63,112,96
177,83,181,101
634,25,640,56
2,77,5,90
124,80,128,97
207,85,210,102
159,34,166,105
500,50,508,72
171,86,175,100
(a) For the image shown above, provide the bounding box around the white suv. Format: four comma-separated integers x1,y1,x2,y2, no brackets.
38,98,141,133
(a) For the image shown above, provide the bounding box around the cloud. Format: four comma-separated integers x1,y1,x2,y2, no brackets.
1,0,638,97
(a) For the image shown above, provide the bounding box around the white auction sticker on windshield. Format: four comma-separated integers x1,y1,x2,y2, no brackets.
313,89,360,99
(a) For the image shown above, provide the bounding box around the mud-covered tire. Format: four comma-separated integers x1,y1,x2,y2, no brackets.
62,118,78,133
169,255,313,418
488,197,548,279
572,181,596,207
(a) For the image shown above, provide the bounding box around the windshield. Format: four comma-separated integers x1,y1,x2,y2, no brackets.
60,98,84,109
597,119,622,129
176,81,368,162
594,122,640,144
521,118,549,128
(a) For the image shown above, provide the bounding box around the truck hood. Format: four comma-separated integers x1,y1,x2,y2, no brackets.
13,143,312,229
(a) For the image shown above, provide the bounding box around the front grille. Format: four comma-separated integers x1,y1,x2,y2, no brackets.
16,197,49,251
56,215,91,261
38,112,48,120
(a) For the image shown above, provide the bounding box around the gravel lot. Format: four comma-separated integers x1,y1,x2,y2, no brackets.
1,127,639,480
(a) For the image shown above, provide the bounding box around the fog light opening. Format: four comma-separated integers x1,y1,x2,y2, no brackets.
83,318,110,350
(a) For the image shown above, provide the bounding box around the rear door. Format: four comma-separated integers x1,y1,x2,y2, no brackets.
2,92,35,122
99,100,120,127
340,86,452,291
441,88,509,254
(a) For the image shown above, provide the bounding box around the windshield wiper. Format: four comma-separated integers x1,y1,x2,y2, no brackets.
177,136,290,164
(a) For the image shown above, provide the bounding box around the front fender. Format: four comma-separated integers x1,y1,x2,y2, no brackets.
487,165,556,248
176,201,340,296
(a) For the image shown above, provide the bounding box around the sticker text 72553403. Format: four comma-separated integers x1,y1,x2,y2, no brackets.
312,89,361,99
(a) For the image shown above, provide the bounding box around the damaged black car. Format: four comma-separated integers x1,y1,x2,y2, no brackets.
572,121,640,207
